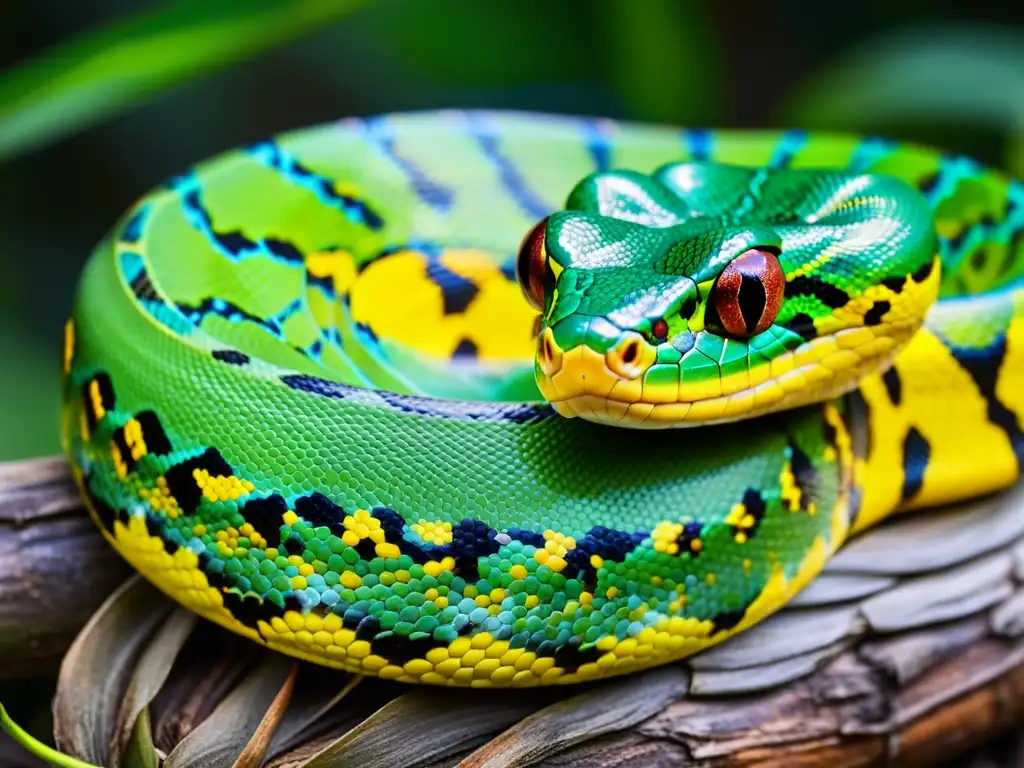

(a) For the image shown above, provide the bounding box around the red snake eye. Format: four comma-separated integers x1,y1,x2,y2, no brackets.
516,216,550,311
707,248,785,338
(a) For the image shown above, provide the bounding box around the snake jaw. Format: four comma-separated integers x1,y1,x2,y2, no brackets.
540,316,925,429
539,242,942,428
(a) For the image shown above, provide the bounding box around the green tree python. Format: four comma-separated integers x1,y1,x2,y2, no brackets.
61,110,1024,688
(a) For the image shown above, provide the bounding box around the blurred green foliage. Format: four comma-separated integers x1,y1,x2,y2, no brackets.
785,22,1024,174
0,0,1021,459
0,0,372,160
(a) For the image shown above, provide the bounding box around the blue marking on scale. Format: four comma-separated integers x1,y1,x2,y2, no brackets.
172,173,307,267
247,140,384,229
848,136,897,172
681,128,713,161
359,116,456,212
465,113,552,220
768,129,809,169
119,204,150,244
582,119,612,171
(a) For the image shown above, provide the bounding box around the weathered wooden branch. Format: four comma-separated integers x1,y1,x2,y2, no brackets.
0,457,130,678
537,626,1024,767
4,457,1024,766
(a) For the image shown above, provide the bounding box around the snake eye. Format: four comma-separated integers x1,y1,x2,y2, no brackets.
516,216,551,311
706,248,785,338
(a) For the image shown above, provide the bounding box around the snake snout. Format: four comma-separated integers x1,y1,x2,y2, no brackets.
536,318,664,420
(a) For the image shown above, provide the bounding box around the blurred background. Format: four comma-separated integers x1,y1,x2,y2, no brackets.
1,0,1023,460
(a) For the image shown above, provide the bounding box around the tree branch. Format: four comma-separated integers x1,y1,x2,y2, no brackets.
0,457,130,679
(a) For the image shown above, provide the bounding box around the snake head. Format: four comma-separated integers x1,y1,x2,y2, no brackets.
518,163,940,427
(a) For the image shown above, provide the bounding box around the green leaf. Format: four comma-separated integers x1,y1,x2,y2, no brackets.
121,709,159,768
0,0,374,161
783,22,1024,133
1,701,100,768
599,0,721,123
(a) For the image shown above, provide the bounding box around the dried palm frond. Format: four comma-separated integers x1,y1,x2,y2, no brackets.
3,458,1024,767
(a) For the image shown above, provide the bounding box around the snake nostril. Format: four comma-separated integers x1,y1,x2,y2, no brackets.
537,327,563,376
621,342,638,365
605,333,652,380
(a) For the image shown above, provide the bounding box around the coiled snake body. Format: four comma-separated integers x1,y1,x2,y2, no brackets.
62,111,1024,687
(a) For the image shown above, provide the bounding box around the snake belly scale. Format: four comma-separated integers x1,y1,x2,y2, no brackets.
60,111,1024,687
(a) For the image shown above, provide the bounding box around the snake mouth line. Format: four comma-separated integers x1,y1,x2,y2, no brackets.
540,324,909,428
549,361,864,428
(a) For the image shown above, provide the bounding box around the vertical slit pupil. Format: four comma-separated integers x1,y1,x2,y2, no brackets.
737,275,767,335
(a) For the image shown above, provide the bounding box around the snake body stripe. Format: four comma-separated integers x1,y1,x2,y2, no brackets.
60,111,1024,687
